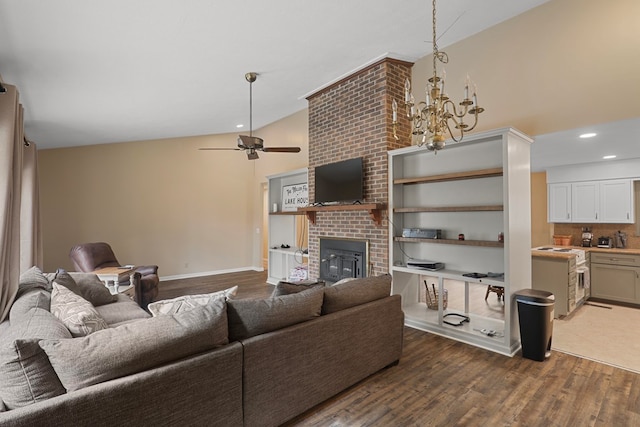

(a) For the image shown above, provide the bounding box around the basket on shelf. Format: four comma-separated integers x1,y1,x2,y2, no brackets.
424,281,448,310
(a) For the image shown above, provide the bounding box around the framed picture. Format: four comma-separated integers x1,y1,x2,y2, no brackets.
281,183,308,212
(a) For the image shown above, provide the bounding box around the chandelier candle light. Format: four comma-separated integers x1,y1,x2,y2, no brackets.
392,0,484,152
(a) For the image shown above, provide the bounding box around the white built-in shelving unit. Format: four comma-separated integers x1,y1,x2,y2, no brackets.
388,127,533,356
266,168,309,285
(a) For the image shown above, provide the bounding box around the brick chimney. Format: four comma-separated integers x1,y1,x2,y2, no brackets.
306,57,412,279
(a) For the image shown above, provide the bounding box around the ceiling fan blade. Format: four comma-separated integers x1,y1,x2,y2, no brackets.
261,147,301,153
198,147,242,151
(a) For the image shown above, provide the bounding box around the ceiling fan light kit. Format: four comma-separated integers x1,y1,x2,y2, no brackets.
199,72,301,160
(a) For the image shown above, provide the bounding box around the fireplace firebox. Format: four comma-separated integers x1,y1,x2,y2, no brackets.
319,238,368,283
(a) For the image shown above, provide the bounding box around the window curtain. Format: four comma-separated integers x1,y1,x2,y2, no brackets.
0,83,42,322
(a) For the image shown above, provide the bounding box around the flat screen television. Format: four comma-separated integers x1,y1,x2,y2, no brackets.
314,157,364,204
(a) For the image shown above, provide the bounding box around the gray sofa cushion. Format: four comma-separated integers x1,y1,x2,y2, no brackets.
0,307,71,409
9,289,51,323
227,287,324,341
322,274,392,314
17,266,51,298
271,280,325,297
95,294,150,326
40,298,229,392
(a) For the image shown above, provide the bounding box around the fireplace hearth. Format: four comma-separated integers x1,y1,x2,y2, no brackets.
319,238,368,283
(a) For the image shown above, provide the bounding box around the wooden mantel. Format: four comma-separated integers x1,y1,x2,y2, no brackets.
298,203,387,226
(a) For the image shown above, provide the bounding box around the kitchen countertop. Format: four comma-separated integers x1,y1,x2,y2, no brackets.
532,246,640,259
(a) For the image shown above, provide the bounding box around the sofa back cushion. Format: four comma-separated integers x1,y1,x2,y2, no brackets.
40,297,229,392
322,274,392,314
271,280,325,297
0,307,71,410
227,287,324,341
9,289,51,323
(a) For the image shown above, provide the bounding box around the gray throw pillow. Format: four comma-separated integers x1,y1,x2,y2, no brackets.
68,272,118,306
227,286,324,341
271,280,325,297
40,298,228,392
47,269,117,306
0,307,71,409
322,274,392,314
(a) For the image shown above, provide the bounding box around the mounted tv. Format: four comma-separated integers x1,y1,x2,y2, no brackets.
314,157,364,204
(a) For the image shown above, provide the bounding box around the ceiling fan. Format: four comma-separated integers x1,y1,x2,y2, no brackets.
199,72,301,160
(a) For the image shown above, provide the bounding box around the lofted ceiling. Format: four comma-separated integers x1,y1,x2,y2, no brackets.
0,0,551,150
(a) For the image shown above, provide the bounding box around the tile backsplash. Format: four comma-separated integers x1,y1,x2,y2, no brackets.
553,223,638,248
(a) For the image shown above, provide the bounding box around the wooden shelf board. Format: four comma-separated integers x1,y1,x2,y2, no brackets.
269,211,306,216
394,167,503,185
298,203,386,226
394,236,504,248
394,205,503,213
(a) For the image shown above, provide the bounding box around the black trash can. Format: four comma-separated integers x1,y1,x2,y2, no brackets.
514,289,554,361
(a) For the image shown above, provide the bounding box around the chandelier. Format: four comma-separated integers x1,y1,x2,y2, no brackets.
392,0,484,152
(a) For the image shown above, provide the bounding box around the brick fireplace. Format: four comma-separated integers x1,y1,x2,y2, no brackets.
306,57,413,279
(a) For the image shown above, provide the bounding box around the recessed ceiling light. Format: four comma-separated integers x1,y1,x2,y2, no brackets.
579,132,597,138
603,155,616,159
236,124,244,128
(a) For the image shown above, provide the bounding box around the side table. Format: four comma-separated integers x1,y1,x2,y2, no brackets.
92,266,135,295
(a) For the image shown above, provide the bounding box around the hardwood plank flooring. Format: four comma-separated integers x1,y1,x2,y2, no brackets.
159,271,640,426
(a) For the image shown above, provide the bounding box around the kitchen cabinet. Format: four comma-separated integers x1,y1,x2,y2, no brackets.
532,255,578,317
590,252,640,304
267,168,309,285
388,127,533,356
548,179,634,224
548,183,572,223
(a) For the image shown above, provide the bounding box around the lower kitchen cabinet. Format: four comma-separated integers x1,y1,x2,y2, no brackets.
590,253,640,304
532,256,579,317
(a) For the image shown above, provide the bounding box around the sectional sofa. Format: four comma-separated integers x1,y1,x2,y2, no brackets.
0,269,404,427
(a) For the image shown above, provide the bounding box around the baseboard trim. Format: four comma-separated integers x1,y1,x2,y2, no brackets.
161,266,264,281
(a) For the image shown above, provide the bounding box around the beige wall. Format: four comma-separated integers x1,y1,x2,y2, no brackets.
39,110,308,276
411,0,640,137
37,0,639,276
531,172,553,247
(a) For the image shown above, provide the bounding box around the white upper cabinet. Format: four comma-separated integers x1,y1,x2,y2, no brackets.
548,183,572,222
548,179,634,223
599,179,634,223
571,181,599,222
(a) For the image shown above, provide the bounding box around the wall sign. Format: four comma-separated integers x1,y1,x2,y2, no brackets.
282,183,308,211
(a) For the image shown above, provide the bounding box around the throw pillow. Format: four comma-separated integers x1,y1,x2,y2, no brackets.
50,283,108,337
0,307,71,409
68,272,118,306
322,274,392,315
16,266,51,298
227,286,324,341
39,299,228,392
271,280,325,297
148,285,238,317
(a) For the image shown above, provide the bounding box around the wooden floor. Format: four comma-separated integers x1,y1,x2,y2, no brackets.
160,271,640,426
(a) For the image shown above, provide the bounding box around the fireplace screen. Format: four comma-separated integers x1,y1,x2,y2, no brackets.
319,238,368,283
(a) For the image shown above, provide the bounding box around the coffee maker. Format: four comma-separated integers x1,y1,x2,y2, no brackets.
581,227,593,247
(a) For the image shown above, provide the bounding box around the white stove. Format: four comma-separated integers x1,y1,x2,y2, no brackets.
533,246,586,264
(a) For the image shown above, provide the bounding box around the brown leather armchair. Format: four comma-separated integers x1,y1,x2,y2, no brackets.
69,242,160,310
